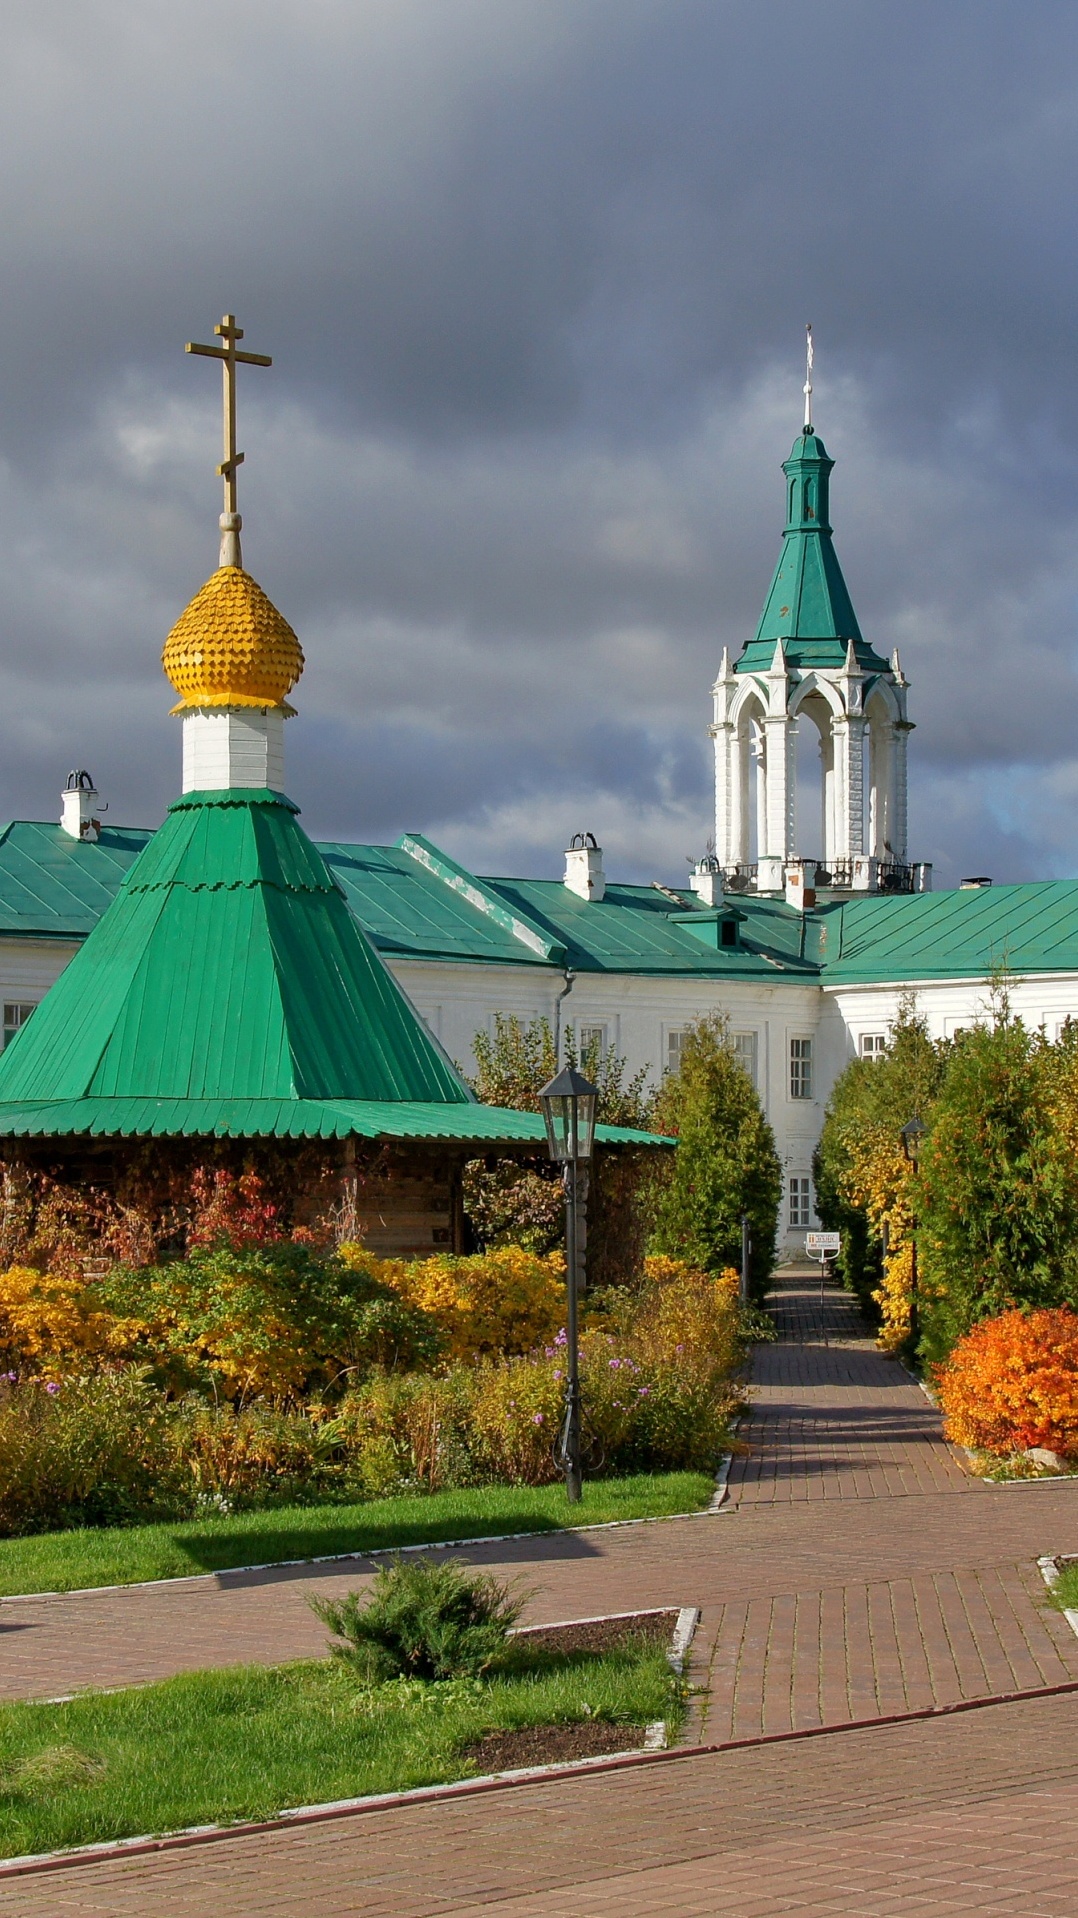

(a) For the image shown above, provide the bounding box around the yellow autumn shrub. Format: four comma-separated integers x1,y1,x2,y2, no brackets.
635,1256,742,1372
339,1244,565,1361
0,1265,119,1373
843,1134,917,1352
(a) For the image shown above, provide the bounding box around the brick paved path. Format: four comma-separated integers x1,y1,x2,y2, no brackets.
2,1271,1076,1912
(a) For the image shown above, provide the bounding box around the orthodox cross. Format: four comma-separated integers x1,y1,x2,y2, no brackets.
803,322,814,430
185,313,272,564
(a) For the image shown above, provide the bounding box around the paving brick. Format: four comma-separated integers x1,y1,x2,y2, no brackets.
2,1273,1076,1913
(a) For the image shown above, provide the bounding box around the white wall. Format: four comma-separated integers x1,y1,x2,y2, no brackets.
10,931,1078,1260
390,957,826,1254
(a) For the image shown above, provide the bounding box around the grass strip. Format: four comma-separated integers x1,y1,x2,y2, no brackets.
0,1472,714,1598
0,1634,681,1861
1049,1560,1078,1614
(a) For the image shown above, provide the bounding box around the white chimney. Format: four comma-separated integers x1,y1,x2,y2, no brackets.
784,858,817,912
60,770,103,843
564,832,605,902
689,857,724,908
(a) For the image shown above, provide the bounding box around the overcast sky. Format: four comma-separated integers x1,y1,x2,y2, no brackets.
1,0,1076,888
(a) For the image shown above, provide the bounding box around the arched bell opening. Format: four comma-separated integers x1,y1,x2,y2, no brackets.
732,692,766,867
866,695,896,858
792,693,836,861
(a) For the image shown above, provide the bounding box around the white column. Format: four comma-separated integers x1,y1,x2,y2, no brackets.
893,721,912,861
761,714,792,884
713,722,737,867
831,715,865,860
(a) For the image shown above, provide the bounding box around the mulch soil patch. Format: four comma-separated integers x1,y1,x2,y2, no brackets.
511,1608,676,1658
466,1720,646,1770
464,1609,676,1773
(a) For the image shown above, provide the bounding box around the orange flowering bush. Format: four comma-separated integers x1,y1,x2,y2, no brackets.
933,1307,1078,1458
340,1245,565,1362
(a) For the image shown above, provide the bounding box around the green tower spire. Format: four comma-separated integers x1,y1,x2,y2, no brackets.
735,428,890,676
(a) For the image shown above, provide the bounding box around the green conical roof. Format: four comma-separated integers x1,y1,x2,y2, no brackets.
735,430,890,676
0,789,470,1111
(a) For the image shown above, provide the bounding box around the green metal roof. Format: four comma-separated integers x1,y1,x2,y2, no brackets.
0,1095,664,1147
815,882,1078,985
320,836,557,969
0,790,472,1110
0,820,153,938
736,431,890,677
481,879,819,978
3,814,1078,998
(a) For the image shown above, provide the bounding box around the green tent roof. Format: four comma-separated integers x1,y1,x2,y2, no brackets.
0,789,473,1121
736,430,890,676
0,787,667,1149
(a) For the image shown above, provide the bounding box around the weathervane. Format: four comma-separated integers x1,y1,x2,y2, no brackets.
185,313,272,568
803,322,813,430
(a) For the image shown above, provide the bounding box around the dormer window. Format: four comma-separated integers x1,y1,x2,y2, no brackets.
720,917,737,948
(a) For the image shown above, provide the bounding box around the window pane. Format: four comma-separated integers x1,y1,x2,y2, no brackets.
789,1036,813,1100
666,1028,686,1074
860,1033,887,1057
578,1024,607,1064
2,1002,34,1050
731,1031,758,1088
789,1176,811,1227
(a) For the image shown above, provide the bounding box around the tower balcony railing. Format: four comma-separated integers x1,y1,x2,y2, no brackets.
721,857,931,897
722,863,758,894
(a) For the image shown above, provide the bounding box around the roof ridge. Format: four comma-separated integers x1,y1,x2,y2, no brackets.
398,834,567,965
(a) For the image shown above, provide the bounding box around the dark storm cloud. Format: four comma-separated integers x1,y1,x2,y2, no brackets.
0,0,1077,885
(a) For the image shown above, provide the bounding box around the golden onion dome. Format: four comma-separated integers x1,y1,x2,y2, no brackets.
162,565,304,713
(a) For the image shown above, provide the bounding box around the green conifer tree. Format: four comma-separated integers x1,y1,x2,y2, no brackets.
650,1014,781,1297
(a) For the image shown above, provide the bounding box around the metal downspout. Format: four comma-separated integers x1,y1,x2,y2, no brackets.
554,969,575,1065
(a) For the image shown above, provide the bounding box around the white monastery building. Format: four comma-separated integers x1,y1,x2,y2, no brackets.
3,368,1078,1252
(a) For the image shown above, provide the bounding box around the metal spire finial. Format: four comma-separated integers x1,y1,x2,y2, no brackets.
803,323,814,430
185,314,272,568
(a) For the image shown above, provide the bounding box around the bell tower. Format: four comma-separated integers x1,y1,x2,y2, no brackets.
710,337,926,897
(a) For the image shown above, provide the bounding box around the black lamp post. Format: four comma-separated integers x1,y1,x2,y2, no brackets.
900,1116,926,1353
538,1063,598,1503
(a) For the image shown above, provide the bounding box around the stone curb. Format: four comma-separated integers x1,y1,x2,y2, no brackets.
4,1666,1078,1883
0,1490,733,1609
1038,1555,1078,1639
0,1605,700,1878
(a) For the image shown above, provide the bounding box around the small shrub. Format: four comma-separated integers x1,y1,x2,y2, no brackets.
97,1242,442,1401
341,1245,565,1362
0,1373,185,1535
933,1306,1078,1458
170,1400,340,1506
329,1371,478,1495
0,1265,118,1374
312,1558,524,1681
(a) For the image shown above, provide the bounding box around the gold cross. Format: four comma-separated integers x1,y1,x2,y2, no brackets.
185,314,272,519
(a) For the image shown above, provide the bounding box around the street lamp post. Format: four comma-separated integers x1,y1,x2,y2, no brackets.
538,1064,598,1504
900,1116,926,1355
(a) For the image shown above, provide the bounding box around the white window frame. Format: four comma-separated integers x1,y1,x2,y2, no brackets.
730,1030,758,1089
664,1026,688,1076
576,1021,609,1065
859,1032,888,1058
2,1001,36,1051
789,1035,813,1101
788,1175,812,1229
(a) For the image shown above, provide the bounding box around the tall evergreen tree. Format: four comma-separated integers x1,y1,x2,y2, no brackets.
650,1014,781,1297
918,1013,1078,1362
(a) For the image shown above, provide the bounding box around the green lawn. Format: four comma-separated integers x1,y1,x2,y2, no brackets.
0,1635,680,1861
1050,1558,1078,1613
0,1472,714,1598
